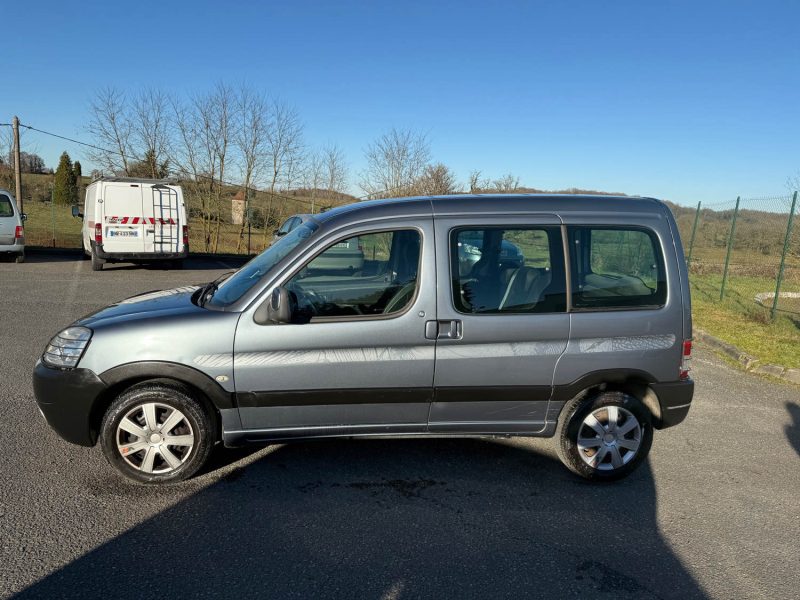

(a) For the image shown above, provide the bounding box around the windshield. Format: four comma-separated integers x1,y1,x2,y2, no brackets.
207,221,318,307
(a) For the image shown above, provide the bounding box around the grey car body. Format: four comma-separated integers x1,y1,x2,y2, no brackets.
0,189,25,262
34,194,694,483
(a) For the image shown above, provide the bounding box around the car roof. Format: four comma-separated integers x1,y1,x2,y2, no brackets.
312,194,663,226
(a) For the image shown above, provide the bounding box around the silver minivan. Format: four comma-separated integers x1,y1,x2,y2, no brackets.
0,189,26,262
34,195,694,484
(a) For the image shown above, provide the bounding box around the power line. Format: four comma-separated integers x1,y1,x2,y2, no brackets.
19,123,123,157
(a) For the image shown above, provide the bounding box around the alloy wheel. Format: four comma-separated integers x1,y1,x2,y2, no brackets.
115,402,195,474
576,405,642,471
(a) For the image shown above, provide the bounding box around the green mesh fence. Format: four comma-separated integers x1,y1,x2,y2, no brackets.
680,193,799,319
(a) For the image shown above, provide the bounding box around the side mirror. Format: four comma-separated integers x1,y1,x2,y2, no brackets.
20,213,27,222
71,205,83,219
273,229,284,237
254,286,293,325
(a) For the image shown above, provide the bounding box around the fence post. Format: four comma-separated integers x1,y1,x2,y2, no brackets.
686,201,701,266
770,191,798,320
720,196,740,300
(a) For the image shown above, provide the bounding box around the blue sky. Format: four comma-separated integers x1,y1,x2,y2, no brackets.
5,0,800,205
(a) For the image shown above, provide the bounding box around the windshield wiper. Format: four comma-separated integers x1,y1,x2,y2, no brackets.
197,271,235,307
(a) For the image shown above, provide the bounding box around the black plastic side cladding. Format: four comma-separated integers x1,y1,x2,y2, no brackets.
100,361,236,410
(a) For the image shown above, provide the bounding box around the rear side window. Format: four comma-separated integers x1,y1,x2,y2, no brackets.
0,194,14,217
569,227,666,310
450,227,566,314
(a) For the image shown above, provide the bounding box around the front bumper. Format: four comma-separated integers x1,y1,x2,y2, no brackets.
33,361,108,446
651,379,694,429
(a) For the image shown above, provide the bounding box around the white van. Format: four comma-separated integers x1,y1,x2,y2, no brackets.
75,177,188,271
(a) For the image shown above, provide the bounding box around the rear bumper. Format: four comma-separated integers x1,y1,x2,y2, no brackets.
0,239,24,252
93,242,187,261
651,379,694,429
32,361,108,447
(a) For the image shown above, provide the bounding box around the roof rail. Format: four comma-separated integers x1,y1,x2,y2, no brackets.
91,176,179,185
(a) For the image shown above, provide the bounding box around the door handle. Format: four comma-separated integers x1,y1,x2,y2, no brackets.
425,320,463,340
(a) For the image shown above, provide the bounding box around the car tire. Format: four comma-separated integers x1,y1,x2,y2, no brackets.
91,247,104,271
99,382,216,484
14,253,25,263
555,390,653,481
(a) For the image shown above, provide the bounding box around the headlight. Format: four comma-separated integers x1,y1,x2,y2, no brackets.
42,327,92,369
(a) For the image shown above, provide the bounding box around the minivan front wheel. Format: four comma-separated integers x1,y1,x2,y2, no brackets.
556,391,653,481
99,383,215,484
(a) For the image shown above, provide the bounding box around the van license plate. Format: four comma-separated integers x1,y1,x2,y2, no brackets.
109,229,139,238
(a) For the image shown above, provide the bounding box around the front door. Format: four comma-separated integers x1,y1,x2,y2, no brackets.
429,215,570,434
233,218,437,435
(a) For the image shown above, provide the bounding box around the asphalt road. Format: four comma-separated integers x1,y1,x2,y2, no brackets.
1,253,799,599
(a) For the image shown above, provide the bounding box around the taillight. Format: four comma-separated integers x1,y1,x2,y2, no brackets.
182,225,189,248
94,223,102,244
14,225,23,239
680,339,692,380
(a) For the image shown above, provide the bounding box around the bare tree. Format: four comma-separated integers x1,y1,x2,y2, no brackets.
171,83,234,251
415,163,460,196
234,85,269,251
262,99,304,245
204,83,234,252
303,150,325,213
130,88,170,178
468,170,493,194
171,95,213,250
359,128,430,199
492,173,521,192
86,87,132,175
323,143,348,201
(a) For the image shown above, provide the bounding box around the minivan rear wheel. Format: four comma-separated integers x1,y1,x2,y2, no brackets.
556,391,652,481
99,383,215,484
14,252,24,263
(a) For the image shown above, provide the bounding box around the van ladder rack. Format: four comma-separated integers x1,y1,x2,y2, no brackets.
151,185,179,253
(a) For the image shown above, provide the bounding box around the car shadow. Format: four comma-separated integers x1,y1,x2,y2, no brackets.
15,438,707,599
786,402,800,457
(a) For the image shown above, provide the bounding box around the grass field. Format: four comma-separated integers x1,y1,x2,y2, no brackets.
690,273,800,369
21,201,285,255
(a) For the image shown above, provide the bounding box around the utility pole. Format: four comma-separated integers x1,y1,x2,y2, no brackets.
12,116,23,213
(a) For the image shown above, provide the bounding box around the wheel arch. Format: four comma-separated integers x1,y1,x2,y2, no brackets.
552,369,663,426
93,361,235,442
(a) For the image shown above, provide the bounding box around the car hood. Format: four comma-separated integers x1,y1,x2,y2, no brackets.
76,286,203,328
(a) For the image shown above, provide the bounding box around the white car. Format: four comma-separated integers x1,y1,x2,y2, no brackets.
0,189,26,263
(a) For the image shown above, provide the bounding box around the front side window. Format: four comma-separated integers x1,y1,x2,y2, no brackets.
451,227,566,314
286,229,421,321
569,227,666,309
0,195,14,217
